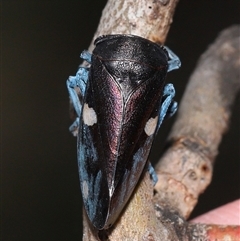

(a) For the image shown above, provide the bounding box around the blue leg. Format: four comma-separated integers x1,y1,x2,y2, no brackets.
66,50,92,135
80,50,92,63
156,83,177,133
148,162,158,185
69,117,80,136
164,46,181,72
148,47,180,185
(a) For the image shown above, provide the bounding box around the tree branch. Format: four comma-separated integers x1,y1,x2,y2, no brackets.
154,25,240,220
87,0,179,51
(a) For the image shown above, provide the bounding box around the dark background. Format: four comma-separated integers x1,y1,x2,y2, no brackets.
2,1,239,240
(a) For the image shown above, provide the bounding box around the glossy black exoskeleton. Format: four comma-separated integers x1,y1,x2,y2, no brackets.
66,34,181,229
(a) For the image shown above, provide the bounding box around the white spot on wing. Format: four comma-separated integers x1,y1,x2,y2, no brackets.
144,116,158,136
83,103,97,126
82,180,88,199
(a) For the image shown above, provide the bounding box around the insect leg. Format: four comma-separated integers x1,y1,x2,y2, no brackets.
166,100,178,119
80,50,92,63
156,83,177,133
66,51,92,135
148,162,158,185
164,46,181,72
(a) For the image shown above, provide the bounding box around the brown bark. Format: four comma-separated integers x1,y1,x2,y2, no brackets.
187,223,240,241
87,0,179,51
154,25,240,220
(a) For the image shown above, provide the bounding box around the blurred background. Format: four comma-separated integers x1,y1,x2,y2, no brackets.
2,1,239,240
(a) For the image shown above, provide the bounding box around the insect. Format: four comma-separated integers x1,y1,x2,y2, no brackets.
66,34,181,230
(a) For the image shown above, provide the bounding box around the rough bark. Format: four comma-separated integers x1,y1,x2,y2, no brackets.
87,0,179,52
154,25,240,220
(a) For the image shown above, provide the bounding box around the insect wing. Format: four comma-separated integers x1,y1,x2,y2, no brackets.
77,56,124,229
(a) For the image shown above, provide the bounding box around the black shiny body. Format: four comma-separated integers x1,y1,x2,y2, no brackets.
78,35,169,229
